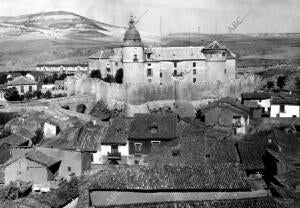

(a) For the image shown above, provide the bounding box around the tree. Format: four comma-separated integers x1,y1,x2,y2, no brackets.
4,87,20,101
33,90,42,99
277,76,287,89
0,74,7,85
41,90,52,99
58,73,67,80
90,70,102,79
295,77,300,89
115,68,123,84
267,81,274,89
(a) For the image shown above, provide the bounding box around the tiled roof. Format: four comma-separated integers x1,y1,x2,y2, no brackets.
25,149,61,168
242,92,271,100
102,118,132,145
89,49,116,59
149,47,206,61
148,135,239,166
128,113,178,140
88,164,251,191
201,97,250,116
274,168,300,189
204,40,226,50
174,100,195,118
0,134,29,147
6,76,37,86
271,96,300,105
36,63,88,67
14,128,35,140
42,123,108,152
92,197,279,208
236,142,266,170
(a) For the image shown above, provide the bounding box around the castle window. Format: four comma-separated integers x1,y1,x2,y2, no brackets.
193,78,196,83
147,63,151,66
224,68,226,74
193,62,196,67
160,72,162,78
173,70,177,75
193,69,196,75
222,52,226,56
115,62,118,66
147,54,151,59
174,62,177,68
147,68,152,76
133,54,138,62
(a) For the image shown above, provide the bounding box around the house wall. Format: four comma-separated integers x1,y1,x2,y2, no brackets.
257,99,271,112
7,85,37,95
128,139,171,155
4,157,27,185
37,147,83,178
44,122,57,138
0,143,12,164
27,160,49,184
270,105,300,117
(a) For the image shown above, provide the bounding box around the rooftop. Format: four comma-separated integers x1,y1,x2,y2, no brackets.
128,113,178,140
0,134,29,147
242,92,271,100
271,96,300,105
6,76,37,86
36,63,88,67
88,164,251,191
25,149,61,168
102,118,132,145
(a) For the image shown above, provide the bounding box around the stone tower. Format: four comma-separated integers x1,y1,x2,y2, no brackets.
122,17,145,84
202,41,229,82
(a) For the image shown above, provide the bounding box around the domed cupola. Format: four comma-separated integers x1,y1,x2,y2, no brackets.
123,17,143,47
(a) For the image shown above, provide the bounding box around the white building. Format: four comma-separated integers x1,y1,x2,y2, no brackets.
36,64,88,74
6,76,38,95
89,17,236,84
270,97,300,118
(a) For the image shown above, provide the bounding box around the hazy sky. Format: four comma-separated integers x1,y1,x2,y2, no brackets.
1,0,300,34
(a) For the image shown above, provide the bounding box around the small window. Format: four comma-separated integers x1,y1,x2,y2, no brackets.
205,154,210,158
193,78,196,83
174,70,177,75
134,160,139,165
151,141,161,146
29,86,32,92
115,62,118,66
293,115,297,118
147,63,151,66
21,86,24,93
280,105,285,113
134,143,142,154
147,68,152,76
134,54,138,62
147,54,151,59
160,72,162,78
222,52,226,56
67,167,71,171
106,68,111,72
224,69,226,74
193,69,196,75
193,62,196,67
174,62,177,68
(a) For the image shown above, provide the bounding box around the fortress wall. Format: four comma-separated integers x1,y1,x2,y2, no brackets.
67,75,255,108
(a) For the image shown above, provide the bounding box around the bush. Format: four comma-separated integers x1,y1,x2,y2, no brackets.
115,68,123,84
24,92,33,101
90,70,102,79
277,76,286,89
41,90,52,99
4,87,20,101
33,90,42,99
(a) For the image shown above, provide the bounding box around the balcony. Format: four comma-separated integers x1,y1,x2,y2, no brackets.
107,151,121,160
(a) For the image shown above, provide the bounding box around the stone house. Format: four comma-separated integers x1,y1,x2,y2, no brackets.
270,97,300,118
127,113,178,165
43,120,60,138
6,76,38,95
99,118,132,165
200,98,250,134
0,149,61,186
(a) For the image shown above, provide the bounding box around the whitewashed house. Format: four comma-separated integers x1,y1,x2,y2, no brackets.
270,97,300,118
43,121,59,138
96,118,132,165
6,76,38,95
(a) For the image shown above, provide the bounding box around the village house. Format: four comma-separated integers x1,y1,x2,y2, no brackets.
6,72,22,81
0,149,61,187
99,118,132,165
43,120,60,138
127,113,178,165
200,98,250,135
241,92,271,118
6,76,38,96
270,96,300,118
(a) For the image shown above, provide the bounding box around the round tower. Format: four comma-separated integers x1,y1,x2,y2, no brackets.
122,17,145,84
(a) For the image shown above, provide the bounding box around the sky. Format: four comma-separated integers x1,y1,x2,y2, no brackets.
1,0,300,34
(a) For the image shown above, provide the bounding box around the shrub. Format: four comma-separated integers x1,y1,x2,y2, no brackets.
4,87,20,101
277,76,286,89
90,70,102,79
115,68,123,84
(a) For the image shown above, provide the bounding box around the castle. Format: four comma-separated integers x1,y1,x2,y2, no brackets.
89,17,236,84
